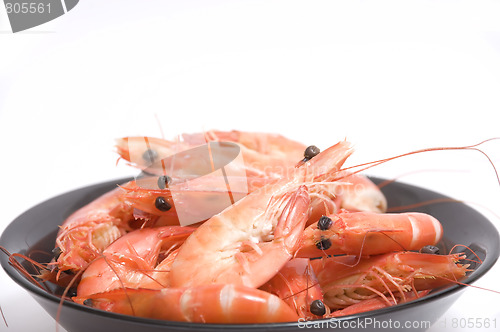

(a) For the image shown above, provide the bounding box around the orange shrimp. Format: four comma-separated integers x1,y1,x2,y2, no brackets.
295,210,443,258
55,135,307,274
187,130,308,178
328,290,431,317
120,175,249,224
115,136,186,169
54,178,196,274
169,141,354,289
310,252,470,310
117,179,179,219
260,258,326,319
54,186,135,273
334,173,387,213
117,134,386,228
116,134,306,226
115,131,311,204
116,130,307,180
77,226,195,298
73,284,299,323
169,185,311,288
307,172,387,226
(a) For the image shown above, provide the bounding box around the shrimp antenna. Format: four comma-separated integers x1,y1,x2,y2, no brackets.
338,138,500,187
281,281,321,300
56,268,84,332
386,198,462,212
376,169,469,190
360,230,408,256
0,304,6,327
435,276,500,295
0,247,51,292
449,244,484,265
102,256,137,316
154,113,165,140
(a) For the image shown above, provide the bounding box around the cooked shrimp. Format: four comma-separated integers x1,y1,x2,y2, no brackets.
55,186,135,273
77,226,195,297
169,141,354,288
296,210,443,257
306,172,387,226
116,130,306,180
310,252,469,309
260,258,326,319
74,284,299,323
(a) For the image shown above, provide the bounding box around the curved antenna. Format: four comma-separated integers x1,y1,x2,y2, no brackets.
154,114,165,140
339,138,500,187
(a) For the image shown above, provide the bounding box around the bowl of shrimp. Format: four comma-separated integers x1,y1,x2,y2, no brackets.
1,131,499,332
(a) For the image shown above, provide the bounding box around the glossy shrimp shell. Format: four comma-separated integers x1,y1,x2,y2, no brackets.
296,210,443,257
55,186,135,272
115,130,307,185
310,252,470,310
58,135,498,325
77,226,195,297
328,290,431,317
74,284,299,323
260,258,325,319
169,185,311,289
169,141,354,289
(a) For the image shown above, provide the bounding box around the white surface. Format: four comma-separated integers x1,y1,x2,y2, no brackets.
1,1,500,331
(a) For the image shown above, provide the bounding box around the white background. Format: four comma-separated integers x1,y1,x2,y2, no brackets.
1,1,500,331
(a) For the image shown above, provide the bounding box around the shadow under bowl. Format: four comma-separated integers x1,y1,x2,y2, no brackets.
1,177,499,332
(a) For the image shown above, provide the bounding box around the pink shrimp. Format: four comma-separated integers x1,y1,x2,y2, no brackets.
54,179,194,274
115,131,306,194
310,252,470,310
328,290,431,317
115,133,308,226
307,172,387,226
119,176,248,223
73,284,299,323
260,258,326,319
54,186,135,273
184,130,308,178
77,226,195,297
334,173,387,213
117,134,387,227
295,210,443,258
116,130,307,180
55,134,308,275
169,141,354,289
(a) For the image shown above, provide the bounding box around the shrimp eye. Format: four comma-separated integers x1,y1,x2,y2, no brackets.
52,247,62,260
316,237,331,250
155,196,172,211
142,149,158,164
310,299,326,316
157,175,172,189
83,299,93,307
419,245,440,255
67,288,78,298
304,145,321,161
317,215,333,230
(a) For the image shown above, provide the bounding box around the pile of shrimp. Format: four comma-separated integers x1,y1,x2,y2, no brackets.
34,131,478,323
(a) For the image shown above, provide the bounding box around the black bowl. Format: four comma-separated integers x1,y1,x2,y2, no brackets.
1,177,499,332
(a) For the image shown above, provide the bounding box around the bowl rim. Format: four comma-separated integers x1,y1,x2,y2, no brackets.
1,176,499,328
